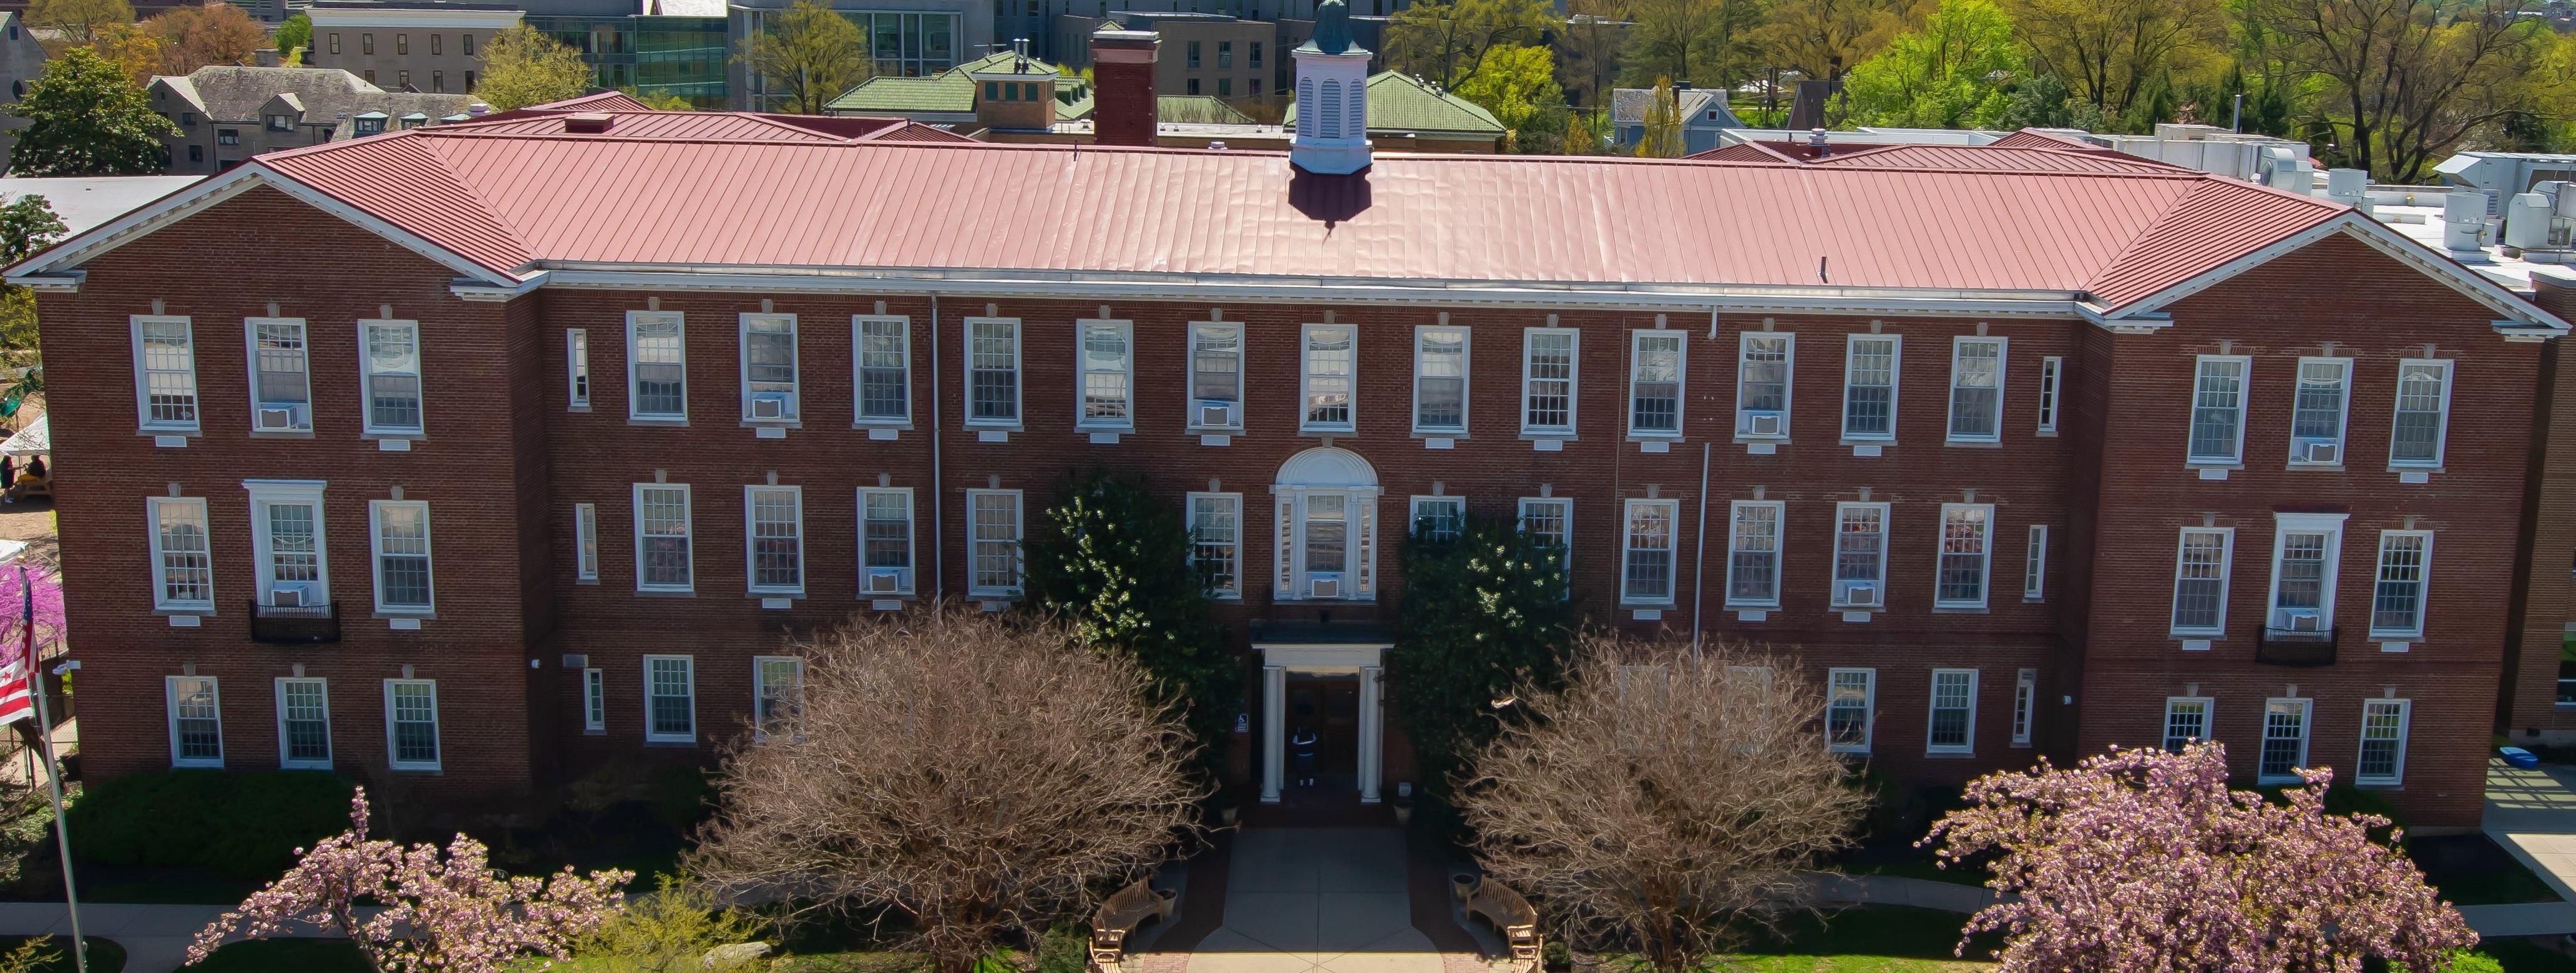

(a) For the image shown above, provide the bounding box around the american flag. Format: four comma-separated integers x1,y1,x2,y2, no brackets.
0,567,37,726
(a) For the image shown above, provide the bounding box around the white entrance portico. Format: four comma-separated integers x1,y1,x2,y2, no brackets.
1255,632,1391,804
1257,446,1392,805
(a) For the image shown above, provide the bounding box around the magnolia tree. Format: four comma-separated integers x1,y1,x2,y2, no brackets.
187,790,631,973
691,608,1206,973
1456,635,1870,972
1924,741,2476,972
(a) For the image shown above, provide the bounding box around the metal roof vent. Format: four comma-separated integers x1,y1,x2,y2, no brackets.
565,112,613,134
1808,127,1829,157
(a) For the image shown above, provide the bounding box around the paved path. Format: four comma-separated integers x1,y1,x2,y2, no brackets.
2481,758,2576,937
1181,828,1447,973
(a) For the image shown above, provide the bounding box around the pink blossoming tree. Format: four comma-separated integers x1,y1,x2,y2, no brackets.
1923,741,2476,972
187,788,632,973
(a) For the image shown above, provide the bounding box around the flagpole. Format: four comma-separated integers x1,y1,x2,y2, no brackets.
21,567,80,973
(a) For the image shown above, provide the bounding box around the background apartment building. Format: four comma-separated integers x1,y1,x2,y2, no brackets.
307,1,522,94
147,66,476,173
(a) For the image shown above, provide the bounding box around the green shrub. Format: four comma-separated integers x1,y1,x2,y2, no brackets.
67,771,354,879
573,876,768,972
1033,922,1086,973
2442,949,2505,973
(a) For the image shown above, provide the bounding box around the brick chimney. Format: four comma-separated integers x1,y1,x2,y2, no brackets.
1091,26,1159,147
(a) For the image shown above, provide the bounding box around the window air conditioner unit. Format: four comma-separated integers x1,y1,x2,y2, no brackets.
1838,581,1879,607
2296,439,2340,464
270,584,314,609
1742,411,1785,438
255,403,304,431
750,393,792,421
864,569,906,594
1198,401,1236,428
1309,574,1342,599
2283,610,2324,633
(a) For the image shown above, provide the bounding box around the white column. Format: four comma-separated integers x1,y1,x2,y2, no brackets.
1357,664,1383,803
1261,664,1286,803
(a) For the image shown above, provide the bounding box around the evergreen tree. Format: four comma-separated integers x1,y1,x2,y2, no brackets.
7,47,177,176
1391,513,1573,799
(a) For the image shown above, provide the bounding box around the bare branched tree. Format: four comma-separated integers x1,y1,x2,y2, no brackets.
1456,634,1869,973
691,608,1208,973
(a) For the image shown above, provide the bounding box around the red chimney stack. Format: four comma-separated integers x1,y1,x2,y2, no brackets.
1091,27,1160,147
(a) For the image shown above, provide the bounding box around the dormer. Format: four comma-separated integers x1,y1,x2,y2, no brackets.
970,40,1058,132
260,92,305,132
352,110,388,136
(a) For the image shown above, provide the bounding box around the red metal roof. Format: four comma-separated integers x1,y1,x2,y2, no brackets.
1793,143,2185,175
433,111,859,142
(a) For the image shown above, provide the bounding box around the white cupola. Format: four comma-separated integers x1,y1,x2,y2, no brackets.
1290,0,1372,175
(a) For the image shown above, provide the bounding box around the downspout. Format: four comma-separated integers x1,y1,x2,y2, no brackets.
1691,439,1710,662
930,293,944,604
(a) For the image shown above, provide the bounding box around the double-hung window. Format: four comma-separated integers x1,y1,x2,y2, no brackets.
854,316,911,426
1410,495,1465,541
965,318,1022,427
1189,492,1242,598
2021,525,2048,600
739,313,798,423
753,656,803,739
1832,502,1888,609
1521,328,1578,436
627,311,687,422
1946,337,2004,442
1621,499,1678,605
2035,355,2062,434
859,488,915,597
1190,323,1244,430
359,320,424,437
2266,512,2346,633
2369,530,2432,639
967,489,1024,596
1842,335,1898,441
1724,500,1783,608
276,677,331,769
1735,333,1792,438
2010,668,2036,746
134,315,200,433
2258,697,2311,783
148,497,215,613
1413,326,1468,434
2162,697,2211,753
167,675,223,767
744,486,804,596
2389,359,2452,468
1926,668,1977,754
368,500,434,615
1078,319,1134,430
633,483,694,593
1518,497,1572,588
582,667,607,732
384,678,440,770
2290,357,2351,466
1934,503,1993,609
2169,527,2234,635
573,503,600,582
644,655,696,743
247,480,329,612
1302,325,1355,432
2188,354,2250,465
1628,331,1684,438
2356,698,2410,786
1825,668,1874,753
567,329,590,409
246,318,313,432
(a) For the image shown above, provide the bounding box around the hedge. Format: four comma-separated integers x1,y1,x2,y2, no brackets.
68,771,356,879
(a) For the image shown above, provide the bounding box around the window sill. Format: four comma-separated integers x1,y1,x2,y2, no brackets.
1076,425,1136,434
1194,426,1247,436
2353,781,2403,790
2286,462,2344,472
748,591,803,600
1619,602,1677,610
739,419,803,429
139,428,201,439
154,607,216,617
642,740,696,748
1725,602,1780,612
965,423,1025,433
2389,466,2443,476
627,418,690,428
1923,751,1977,759
1932,605,1989,614
854,420,914,430
2171,632,2224,641
1838,438,1895,447
1299,429,1357,438
2185,461,2243,471
365,432,427,441
249,429,316,439
1628,433,1683,442
1410,429,1466,439
633,589,696,598
1944,439,2003,448
385,765,444,774
1519,432,1575,441
372,611,434,620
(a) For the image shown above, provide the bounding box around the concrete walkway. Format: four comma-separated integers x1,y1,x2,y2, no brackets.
2482,758,2576,937
1184,829,1447,973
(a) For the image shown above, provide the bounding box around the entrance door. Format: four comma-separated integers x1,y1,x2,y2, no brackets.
1286,674,1360,791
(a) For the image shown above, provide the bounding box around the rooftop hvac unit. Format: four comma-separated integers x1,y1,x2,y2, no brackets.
864,569,906,594
1198,401,1236,428
2295,439,2341,465
751,393,792,421
1742,411,1785,438
255,403,305,431
1309,574,1342,599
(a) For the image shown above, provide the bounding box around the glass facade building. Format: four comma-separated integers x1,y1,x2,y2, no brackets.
526,14,729,108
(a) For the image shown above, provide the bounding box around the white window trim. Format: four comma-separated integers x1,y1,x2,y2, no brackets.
1277,489,1378,601
626,310,688,424
1831,501,1890,609
2035,354,2062,435
1621,497,1680,607
382,678,441,771
2265,512,2349,632
962,316,1023,429
2287,356,2352,468
1520,327,1579,438
738,312,800,425
2258,697,2313,785
1926,668,1979,755
2022,524,2047,601
2355,698,2412,787
274,677,332,770
165,675,223,768
1300,324,1357,434
1945,336,2007,444
632,482,695,594
852,315,914,427
573,502,600,582
582,667,606,733
245,479,331,610
966,487,1026,597
243,316,313,434
1188,490,1245,600
1734,331,1794,440
566,328,590,411
2010,668,2036,746
2388,358,2453,469
1933,502,1994,610
366,499,435,617
147,496,216,614
2164,696,2213,751
132,315,200,434
1724,499,1785,609
858,487,918,597
2187,354,2252,466
643,654,697,744
1410,325,1469,436
1626,329,1686,439
2169,526,2236,637
1840,333,1900,442
1188,321,1246,432
2368,529,2434,640
356,318,426,438
1518,496,1573,596
1074,318,1137,431
1408,494,1466,540
752,655,806,741
1826,668,1875,754
743,485,806,597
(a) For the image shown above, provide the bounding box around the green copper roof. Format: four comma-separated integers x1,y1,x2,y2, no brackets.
828,52,1066,114
1060,94,1258,125
1281,72,1503,137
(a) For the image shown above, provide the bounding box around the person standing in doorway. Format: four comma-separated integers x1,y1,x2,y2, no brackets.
1292,725,1319,788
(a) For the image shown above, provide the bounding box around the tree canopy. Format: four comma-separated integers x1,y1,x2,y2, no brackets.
1843,0,2022,128
27,0,132,46
1386,0,1556,90
142,1,267,76
474,26,593,111
737,0,873,115
7,46,177,176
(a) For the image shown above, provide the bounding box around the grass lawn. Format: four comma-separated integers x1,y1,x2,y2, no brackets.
180,938,369,972
1715,905,1996,971
0,936,124,973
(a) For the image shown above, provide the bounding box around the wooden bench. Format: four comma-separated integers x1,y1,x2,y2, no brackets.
1461,878,1541,963
1089,879,1176,971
